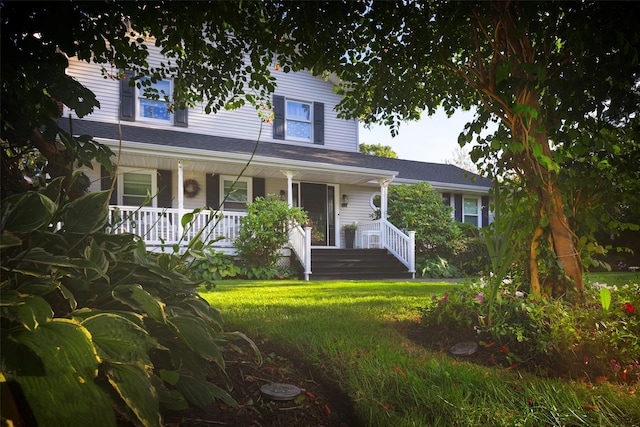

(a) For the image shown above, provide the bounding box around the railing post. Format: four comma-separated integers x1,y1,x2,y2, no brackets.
380,219,387,249
177,160,184,238
408,230,416,278
304,226,312,281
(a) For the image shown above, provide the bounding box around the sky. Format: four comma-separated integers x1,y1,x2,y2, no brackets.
358,107,478,164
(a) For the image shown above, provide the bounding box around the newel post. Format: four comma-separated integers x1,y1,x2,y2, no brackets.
408,230,416,278
304,226,312,281
177,160,184,238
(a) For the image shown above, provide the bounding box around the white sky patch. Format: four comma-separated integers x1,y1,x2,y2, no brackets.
359,108,478,164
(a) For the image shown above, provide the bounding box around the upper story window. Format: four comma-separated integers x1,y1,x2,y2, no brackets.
119,169,157,207
286,100,312,141
120,70,188,127
463,197,479,226
273,95,324,145
138,78,172,123
221,176,252,211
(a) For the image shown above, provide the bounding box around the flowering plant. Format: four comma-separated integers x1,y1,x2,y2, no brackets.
420,278,640,383
342,222,358,232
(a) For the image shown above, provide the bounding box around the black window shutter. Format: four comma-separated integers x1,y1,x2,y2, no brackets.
120,70,136,121
313,102,324,145
442,192,451,206
252,177,265,201
481,195,490,228
273,95,285,140
101,165,118,205
206,174,220,209
454,194,463,222
157,170,172,208
174,107,188,127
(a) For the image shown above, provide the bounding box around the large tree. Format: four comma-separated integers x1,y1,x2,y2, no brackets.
1,1,281,198
3,1,639,300
359,142,398,158
264,1,640,299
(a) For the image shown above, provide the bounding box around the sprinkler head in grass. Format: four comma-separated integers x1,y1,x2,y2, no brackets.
449,341,478,356
260,383,302,401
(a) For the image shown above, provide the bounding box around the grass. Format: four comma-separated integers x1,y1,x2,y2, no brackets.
201,280,640,427
585,271,640,287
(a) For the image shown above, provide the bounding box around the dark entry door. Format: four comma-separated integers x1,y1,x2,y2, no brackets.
300,183,335,246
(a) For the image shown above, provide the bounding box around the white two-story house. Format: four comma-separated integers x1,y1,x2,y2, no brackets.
61,45,491,280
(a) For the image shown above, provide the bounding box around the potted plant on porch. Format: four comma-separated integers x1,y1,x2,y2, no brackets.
342,222,358,248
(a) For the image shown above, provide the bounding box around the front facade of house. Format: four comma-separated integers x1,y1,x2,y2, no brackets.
63,46,492,277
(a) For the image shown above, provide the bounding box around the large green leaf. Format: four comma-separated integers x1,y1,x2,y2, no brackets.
104,363,161,427
83,238,110,283
0,291,53,331
38,176,64,204
61,191,110,233
72,307,146,327
81,313,157,364
10,319,115,426
1,192,56,233
177,375,237,409
112,284,167,323
168,313,224,367
0,230,22,249
6,247,94,269
183,296,224,328
151,374,189,411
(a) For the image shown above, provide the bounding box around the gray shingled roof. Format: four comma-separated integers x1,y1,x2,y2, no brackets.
60,120,492,189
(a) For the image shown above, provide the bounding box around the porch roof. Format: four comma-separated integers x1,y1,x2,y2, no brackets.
61,120,492,191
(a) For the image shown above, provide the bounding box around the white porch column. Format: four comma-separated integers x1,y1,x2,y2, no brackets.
177,160,184,238
378,178,391,220
281,170,297,207
378,177,393,249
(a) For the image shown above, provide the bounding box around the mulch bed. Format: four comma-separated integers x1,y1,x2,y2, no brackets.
164,338,362,427
164,319,631,426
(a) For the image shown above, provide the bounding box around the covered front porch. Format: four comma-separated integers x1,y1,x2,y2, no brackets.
107,205,415,280
89,127,417,280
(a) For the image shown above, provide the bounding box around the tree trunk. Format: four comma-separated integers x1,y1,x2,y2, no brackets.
515,100,584,300
465,2,585,300
541,181,584,299
530,226,543,298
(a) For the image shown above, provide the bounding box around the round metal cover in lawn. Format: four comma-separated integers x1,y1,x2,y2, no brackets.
260,383,302,401
449,341,479,356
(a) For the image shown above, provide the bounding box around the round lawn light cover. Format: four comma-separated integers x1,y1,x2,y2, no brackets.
260,383,302,401
449,341,479,356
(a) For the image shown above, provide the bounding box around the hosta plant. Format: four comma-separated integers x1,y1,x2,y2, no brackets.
1,179,256,426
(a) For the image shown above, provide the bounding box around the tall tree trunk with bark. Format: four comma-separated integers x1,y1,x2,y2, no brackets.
518,121,584,299
464,2,585,299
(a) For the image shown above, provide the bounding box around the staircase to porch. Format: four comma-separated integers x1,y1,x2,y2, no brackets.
308,249,414,281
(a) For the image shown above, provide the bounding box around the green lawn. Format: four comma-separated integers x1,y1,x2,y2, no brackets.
585,271,640,287
201,280,639,427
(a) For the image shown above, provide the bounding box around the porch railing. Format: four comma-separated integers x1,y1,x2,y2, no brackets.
107,206,414,279
107,206,246,248
357,219,415,277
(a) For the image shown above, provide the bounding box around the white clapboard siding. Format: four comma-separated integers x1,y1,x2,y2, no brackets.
65,44,358,153
338,184,379,228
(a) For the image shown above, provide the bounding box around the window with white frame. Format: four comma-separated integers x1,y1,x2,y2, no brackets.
286,100,312,141
137,78,172,123
221,176,251,211
119,169,157,207
463,197,480,226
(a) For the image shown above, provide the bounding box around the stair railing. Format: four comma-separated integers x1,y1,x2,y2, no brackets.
289,224,312,280
357,219,415,278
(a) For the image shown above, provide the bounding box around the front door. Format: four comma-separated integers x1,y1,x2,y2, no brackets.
299,183,335,246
